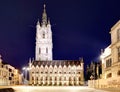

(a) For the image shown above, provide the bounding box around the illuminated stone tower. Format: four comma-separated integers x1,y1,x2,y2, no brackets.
35,4,53,61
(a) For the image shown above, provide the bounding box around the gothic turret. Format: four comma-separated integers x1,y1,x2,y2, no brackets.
37,19,40,26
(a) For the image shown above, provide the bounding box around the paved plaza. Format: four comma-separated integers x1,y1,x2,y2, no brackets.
11,86,110,92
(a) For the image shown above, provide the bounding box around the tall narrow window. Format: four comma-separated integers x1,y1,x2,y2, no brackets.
117,29,120,41
43,32,45,38
39,48,40,54
46,48,48,53
109,58,112,66
118,47,120,62
106,58,112,68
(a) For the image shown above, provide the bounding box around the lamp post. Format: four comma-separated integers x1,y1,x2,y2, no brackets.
22,67,29,85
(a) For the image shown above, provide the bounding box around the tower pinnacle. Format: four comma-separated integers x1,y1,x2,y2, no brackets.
42,4,47,25
37,19,40,25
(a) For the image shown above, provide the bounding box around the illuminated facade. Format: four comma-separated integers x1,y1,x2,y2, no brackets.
0,55,9,85
101,20,120,80
0,55,22,85
29,4,84,86
29,60,84,86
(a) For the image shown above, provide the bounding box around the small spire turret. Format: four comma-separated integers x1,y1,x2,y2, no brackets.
48,18,50,24
37,19,40,25
29,58,32,63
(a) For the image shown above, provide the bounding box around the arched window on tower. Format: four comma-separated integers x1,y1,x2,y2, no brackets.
43,32,45,38
117,29,120,41
39,48,41,54
46,48,48,53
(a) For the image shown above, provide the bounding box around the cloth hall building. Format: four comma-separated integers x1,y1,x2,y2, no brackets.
29,4,84,86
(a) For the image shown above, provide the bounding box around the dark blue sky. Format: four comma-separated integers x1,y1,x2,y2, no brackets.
0,0,120,69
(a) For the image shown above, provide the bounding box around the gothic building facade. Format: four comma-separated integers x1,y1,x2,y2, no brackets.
29,4,84,86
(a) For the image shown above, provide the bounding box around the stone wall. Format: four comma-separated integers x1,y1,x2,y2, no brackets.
88,76,120,88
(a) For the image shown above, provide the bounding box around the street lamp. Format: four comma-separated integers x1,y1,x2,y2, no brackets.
90,75,94,80
22,67,29,85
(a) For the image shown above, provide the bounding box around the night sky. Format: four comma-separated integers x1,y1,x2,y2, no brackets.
0,0,120,69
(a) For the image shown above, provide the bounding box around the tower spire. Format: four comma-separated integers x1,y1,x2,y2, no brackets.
42,4,47,25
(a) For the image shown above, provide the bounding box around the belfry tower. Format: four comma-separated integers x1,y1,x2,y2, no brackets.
35,4,53,61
